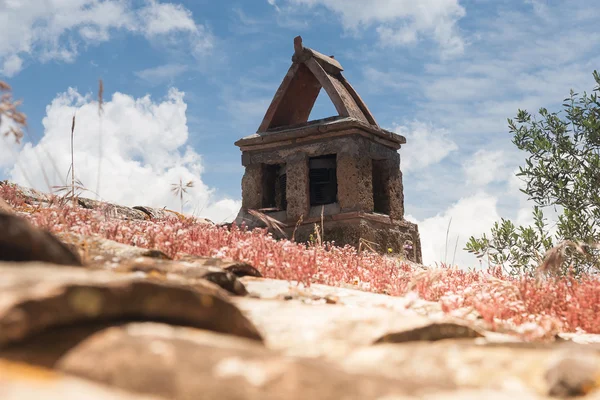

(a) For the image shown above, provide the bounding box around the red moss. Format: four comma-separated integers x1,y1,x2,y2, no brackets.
3,191,600,336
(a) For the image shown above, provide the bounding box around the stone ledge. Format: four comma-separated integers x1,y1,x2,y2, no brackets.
236,117,405,151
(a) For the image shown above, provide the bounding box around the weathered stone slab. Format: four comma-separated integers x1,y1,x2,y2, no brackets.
414,389,544,399
0,360,161,400
558,333,600,344
112,257,249,296
55,233,251,295
56,322,460,400
0,213,82,266
132,205,185,221
341,340,600,397
57,232,171,262
178,254,262,278
78,198,148,220
374,322,483,343
233,294,482,359
240,277,435,314
0,263,263,348
15,185,52,204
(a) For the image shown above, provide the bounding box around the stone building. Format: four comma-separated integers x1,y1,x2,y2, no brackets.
234,37,422,263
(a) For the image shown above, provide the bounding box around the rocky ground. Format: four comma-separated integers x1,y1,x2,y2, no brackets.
1,182,600,399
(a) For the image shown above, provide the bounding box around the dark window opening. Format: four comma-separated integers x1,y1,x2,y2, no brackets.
262,164,287,210
309,154,337,206
372,159,390,214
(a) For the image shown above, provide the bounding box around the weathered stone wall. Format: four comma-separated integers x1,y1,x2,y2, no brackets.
378,154,403,221
389,165,404,221
241,164,263,210
372,159,390,214
285,153,309,221
337,152,373,213
241,135,396,216
241,135,397,167
288,217,422,264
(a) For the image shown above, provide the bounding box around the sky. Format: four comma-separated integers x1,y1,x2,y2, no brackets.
0,0,598,268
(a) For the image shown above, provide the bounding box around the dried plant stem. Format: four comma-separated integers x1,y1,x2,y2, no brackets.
535,240,600,278
70,113,76,205
291,214,303,242
320,205,325,243
358,237,378,254
171,179,194,214
1,81,73,195
313,223,322,247
96,79,104,199
452,235,459,267
444,217,452,265
247,209,287,238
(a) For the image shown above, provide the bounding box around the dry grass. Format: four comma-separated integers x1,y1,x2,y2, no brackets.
96,79,104,199
171,179,194,214
70,113,76,205
0,81,26,144
536,240,600,278
247,209,287,238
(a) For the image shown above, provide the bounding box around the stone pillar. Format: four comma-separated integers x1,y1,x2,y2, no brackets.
388,158,404,221
286,153,309,222
337,152,374,213
372,159,390,214
241,164,263,210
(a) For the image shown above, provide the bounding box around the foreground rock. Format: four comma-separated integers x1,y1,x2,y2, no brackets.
0,263,262,368
56,322,437,400
56,233,257,295
0,198,12,213
0,359,161,400
0,212,82,266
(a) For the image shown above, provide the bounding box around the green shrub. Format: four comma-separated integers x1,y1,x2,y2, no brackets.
465,71,600,276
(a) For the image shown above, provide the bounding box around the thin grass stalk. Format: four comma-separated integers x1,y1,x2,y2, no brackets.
291,214,303,242
70,113,76,206
444,217,452,265
452,235,459,267
320,205,324,243
247,209,287,238
96,79,104,199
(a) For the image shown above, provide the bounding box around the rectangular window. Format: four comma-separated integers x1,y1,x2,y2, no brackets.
309,154,337,206
262,164,286,210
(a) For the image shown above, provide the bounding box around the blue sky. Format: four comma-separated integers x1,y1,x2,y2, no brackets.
0,0,598,267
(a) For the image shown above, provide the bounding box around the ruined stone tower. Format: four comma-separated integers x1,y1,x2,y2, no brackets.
234,36,422,263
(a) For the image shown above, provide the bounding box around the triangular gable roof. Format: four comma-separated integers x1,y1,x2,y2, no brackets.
257,36,379,133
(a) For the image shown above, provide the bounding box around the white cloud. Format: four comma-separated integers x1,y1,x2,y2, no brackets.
414,2,600,140
362,66,418,93
282,0,466,56
0,120,23,170
138,1,197,36
407,192,501,268
1,54,23,77
463,149,507,186
0,0,213,77
392,121,458,173
135,64,189,84
4,87,240,223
